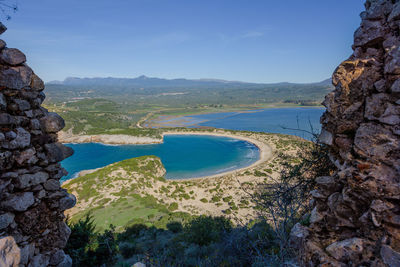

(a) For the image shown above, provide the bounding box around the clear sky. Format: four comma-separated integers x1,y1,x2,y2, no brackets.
1,0,365,83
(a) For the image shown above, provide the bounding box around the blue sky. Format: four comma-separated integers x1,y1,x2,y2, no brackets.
1,0,364,83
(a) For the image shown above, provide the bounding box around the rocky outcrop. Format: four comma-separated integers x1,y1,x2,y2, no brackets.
301,0,400,266
0,28,74,266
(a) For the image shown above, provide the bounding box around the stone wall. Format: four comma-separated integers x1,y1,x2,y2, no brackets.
301,0,400,266
0,26,75,266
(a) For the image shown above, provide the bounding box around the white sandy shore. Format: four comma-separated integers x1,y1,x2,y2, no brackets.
58,131,162,144
59,130,272,180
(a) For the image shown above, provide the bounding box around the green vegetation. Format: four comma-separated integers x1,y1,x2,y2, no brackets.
68,214,281,267
64,156,194,231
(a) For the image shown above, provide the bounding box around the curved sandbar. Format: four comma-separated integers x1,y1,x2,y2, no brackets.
58,130,272,180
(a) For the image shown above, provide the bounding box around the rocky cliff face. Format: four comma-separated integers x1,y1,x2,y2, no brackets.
0,26,75,266
303,0,400,266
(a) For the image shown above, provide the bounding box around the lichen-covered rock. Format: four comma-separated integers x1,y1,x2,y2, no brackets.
0,36,74,265
303,0,400,265
0,236,20,267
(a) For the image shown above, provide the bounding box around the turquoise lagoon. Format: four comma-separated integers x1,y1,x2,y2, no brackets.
61,135,259,181
62,108,324,180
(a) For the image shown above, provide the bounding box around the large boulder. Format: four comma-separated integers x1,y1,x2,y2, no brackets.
0,48,26,66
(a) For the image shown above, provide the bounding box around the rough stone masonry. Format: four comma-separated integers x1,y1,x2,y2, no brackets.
292,0,400,266
0,23,75,266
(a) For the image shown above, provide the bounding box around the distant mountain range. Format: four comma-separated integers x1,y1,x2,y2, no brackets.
47,75,332,89
45,76,333,105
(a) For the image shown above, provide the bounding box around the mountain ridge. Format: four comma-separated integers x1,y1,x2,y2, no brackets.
47,75,332,88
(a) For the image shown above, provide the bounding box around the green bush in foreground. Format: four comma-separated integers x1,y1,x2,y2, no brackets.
67,214,282,266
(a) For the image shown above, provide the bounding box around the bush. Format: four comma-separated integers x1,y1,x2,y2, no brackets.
183,216,232,246
222,196,232,202
166,221,183,233
211,196,221,202
119,242,137,259
118,224,148,242
200,198,208,203
65,214,118,267
168,202,178,211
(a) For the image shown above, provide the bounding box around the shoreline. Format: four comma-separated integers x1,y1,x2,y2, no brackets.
59,130,273,181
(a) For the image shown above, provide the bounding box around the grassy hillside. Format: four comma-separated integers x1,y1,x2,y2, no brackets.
63,156,194,232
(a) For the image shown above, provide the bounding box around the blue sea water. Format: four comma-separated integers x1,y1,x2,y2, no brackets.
176,108,325,140
61,135,259,181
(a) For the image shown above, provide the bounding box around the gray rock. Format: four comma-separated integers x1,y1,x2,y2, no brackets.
326,238,365,261
385,47,400,75
289,223,309,249
50,250,68,266
59,193,76,210
388,2,400,21
44,179,60,191
319,128,333,145
54,221,72,248
28,254,50,267
45,143,74,162
2,192,34,211
19,243,35,265
6,127,31,149
374,79,386,92
381,245,400,267
0,39,5,50
57,254,72,267
16,171,49,189
14,99,30,111
0,65,33,90
0,113,15,125
0,236,20,267
0,22,6,35
310,207,324,224
30,118,41,130
0,48,26,66
5,131,16,139
354,20,386,47
0,213,14,230
0,93,6,109
15,148,38,165
391,79,400,93
40,112,65,133
30,73,45,91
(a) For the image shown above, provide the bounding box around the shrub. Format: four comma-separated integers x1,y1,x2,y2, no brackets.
211,196,221,202
200,198,208,203
119,242,136,259
168,202,178,211
183,216,232,246
166,221,183,233
222,196,232,202
118,224,148,242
